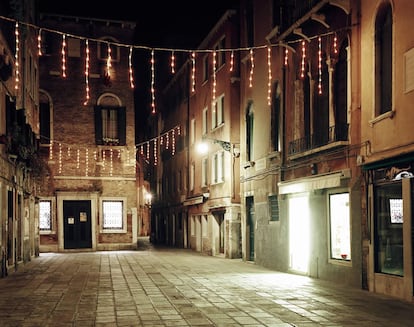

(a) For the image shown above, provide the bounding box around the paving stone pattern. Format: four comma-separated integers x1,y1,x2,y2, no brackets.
0,241,413,326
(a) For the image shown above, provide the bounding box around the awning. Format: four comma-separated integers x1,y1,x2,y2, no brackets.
183,195,204,206
362,153,414,170
278,169,350,195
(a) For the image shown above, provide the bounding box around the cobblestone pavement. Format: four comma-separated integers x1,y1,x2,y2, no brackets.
0,241,414,326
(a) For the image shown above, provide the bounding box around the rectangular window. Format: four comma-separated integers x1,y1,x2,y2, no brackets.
212,151,224,184
190,162,195,191
94,106,126,145
191,215,195,236
39,200,52,231
202,107,208,134
203,55,209,82
202,215,208,237
268,195,279,221
374,183,403,276
212,94,224,129
215,37,226,68
201,157,208,187
190,118,196,145
102,200,124,230
329,192,351,261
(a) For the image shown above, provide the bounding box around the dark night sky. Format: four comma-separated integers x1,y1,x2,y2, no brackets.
39,1,240,49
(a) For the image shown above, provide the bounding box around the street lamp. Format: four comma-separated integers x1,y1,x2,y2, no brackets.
197,138,240,158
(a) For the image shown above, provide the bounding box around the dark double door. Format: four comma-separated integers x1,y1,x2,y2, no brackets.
63,200,92,249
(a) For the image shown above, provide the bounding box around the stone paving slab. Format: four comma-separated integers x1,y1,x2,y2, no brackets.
0,244,413,326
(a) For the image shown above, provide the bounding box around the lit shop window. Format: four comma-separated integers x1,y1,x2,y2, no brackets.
374,183,403,276
329,192,351,261
102,200,125,231
39,200,52,231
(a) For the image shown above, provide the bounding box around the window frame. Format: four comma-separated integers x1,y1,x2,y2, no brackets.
94,105,126,146
39,197,56,234
211,150,225,184
100,197,127,233
327,190,352,265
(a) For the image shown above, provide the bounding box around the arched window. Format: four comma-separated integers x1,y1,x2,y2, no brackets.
375,2,392,115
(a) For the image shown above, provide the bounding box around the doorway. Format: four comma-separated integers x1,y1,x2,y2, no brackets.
246,196,255,261
63,200,92,249
288,195,310,273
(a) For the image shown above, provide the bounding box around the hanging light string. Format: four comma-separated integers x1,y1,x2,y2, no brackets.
14,22,20,90
212,49,217,103
318,36,322,95
2,15,350,57
150,49,156,114
84,39,90,105
61,34,67,78
170,50,175,74
106,42,112,78
191,51,196,93
229,50,234,72
129,46,134,88
300,40,306,79
37,28,42,56
248,48,254,88
267,46,272,106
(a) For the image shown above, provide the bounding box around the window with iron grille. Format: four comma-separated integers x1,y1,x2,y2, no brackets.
102,200,124,230
39,200,52,231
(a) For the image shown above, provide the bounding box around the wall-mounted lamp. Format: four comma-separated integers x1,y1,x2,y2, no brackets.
197,137,240,158
144,192,152,207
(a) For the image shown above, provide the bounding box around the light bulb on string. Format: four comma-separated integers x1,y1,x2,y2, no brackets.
267,46,272,106
191,52,196,93
129,46,134,88
230,50,234,72
84,39,90,105
333,34,338,54
300,40,306,79
172,129,176,156
151,50,156,114
153,139,157,166
170,51,175,74
49,140,53,160
249,48,254,88
318,37,322,95
37,28,42,56
61,34,67,78
212,50,217,103
284,48,288,66
85,148,89,176
14,22,20,90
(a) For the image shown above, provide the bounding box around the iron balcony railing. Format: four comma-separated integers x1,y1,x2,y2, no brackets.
288,123,349,155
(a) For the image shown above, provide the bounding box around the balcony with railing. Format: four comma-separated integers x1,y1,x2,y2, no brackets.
288,123,349,157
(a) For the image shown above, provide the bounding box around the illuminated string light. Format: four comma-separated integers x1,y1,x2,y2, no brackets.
249,48,254,88
171,129,176,156
333,34,338,54
318,37,322,95
85,148,89,176
170,51,175,74
146,142,150,160
300,40,306,79
230,50,234,72
37,28,42,56
49,140,53,160
153,139,157,166
165,132,169,150
109,148,113,176
84,39,90,105
129,46,134,88
106,42,112,78
61,34,67,78
267,46,272,106
67,146,71,157
14,22,19,90
191,52,196,93
212,50,217,103
151,50,156,114
76,149,80,169
102,149,106,170
284,48,288,66
58,143,62,174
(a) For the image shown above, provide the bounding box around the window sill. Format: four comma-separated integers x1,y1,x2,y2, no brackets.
369,110,395,126
100,229,127,234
